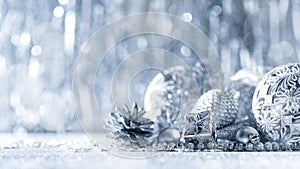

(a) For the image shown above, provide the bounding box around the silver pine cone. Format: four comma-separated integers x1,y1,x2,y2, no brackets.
106,102,158,147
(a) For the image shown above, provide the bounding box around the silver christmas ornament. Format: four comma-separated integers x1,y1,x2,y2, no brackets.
106,102,158,147
183,112,208,136
216,120,251,140
162,66,202,129
264,142,272,151
252,63,300,142
143,71,181,131
157,128,181,144
245,143,254,151
235,126,260,144
144,64,211,131
182,89,239,148
256,142,265,151
235,143,244,151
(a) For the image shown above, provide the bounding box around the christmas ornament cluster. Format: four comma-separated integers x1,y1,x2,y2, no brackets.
106,63,300,152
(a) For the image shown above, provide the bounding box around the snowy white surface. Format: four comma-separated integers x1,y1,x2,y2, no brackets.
1,133,300,169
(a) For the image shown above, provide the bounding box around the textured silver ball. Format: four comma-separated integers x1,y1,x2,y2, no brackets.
252,63,300,142
157,128,181,144
235,126,260,144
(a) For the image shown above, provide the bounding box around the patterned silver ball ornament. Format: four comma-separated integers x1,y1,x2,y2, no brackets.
106,102,158,147
143,72,181,131
252,63,300,142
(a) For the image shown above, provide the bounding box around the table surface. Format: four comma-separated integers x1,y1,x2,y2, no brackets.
1,133,300,169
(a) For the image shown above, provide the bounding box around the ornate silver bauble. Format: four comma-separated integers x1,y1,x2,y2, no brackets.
252,63,300,142
144,64,211,132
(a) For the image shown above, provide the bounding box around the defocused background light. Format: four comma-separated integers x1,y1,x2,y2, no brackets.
53,6,64,18
58,0,69,5
31,45,42,56
20,33,31,46
182,13,192,22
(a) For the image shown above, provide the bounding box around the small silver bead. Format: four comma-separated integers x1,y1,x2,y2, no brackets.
264,142,272,151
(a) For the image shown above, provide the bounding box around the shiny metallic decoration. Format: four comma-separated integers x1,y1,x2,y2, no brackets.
235,126,260,144
106,102,158,147
183,112,211,138
163,66,201,129
264,142,272,151
256,142,265,151
157,128,181,144
144,71,181,131
216,121,251,140
252,63,300,142
144,64,211,132
182,89,239,148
